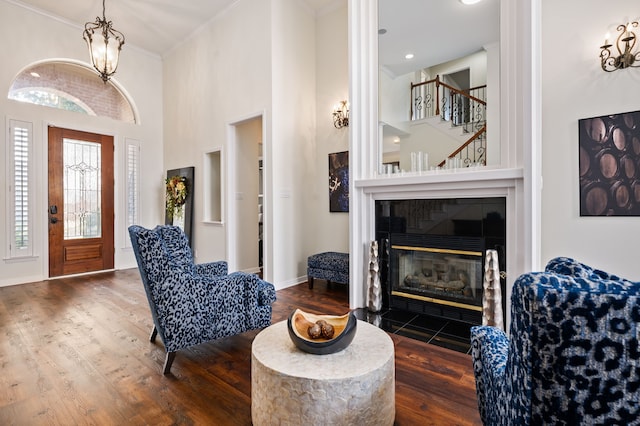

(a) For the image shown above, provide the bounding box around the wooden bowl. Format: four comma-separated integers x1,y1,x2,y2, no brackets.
287,309,357,355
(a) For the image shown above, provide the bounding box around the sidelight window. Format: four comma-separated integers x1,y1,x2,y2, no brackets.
7,120,34,258
124,139,140,247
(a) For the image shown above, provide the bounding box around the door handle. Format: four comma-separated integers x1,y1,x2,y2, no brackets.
49,205,59,224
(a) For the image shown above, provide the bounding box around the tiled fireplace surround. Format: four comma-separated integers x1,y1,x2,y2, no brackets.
377,197,507,322
352,168,527,351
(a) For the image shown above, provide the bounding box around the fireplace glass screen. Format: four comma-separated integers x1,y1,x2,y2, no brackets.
390,234,484,316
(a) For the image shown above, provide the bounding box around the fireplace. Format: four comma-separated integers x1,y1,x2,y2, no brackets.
376,197,506,324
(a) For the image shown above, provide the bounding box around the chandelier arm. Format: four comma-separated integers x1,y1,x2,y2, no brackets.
627,32,637,55
615,24,628,56
600,21,639,72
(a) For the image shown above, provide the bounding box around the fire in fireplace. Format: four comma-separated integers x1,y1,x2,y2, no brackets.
389,234,485,323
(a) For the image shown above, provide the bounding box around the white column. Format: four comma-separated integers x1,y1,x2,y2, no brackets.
348,0,378,308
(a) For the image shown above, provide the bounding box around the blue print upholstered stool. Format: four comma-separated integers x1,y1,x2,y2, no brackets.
307,252,349,289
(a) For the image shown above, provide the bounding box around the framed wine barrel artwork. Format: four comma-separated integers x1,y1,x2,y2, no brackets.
579,110,640,216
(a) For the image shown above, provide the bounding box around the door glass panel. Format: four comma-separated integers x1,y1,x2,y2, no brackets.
63,138,101,239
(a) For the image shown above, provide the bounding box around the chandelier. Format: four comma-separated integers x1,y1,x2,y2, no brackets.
83,0,125,82
600,21,639,72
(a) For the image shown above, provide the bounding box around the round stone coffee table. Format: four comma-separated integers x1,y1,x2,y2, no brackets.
251,319,395,426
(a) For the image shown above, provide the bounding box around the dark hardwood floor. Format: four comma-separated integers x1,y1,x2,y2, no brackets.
0,269,481,425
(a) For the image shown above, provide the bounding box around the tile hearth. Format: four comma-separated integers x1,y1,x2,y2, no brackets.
308,280,474,355
353,308,473,354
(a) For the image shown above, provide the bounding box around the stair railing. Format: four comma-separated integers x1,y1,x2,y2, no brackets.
410,74,487,167
441,83,487,133
411,75,440,121
411,75,486,128
437,124,487,168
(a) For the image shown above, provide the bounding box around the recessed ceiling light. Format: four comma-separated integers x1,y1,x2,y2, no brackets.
405,53,414,60
460,0,482,4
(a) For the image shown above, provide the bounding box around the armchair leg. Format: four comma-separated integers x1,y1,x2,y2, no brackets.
150,325,158,343
308,276,314,289
163,352,176,375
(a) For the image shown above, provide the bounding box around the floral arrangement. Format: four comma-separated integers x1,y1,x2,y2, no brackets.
165,175,188,218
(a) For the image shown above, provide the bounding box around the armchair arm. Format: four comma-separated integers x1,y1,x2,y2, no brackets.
195,261,228,277
195,272,276,333
470,325,509,425
226,272,276,329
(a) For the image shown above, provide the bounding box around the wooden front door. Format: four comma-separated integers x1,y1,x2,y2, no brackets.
48,127,114,277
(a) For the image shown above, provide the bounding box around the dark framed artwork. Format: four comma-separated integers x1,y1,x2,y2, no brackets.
165,166,195,246
329,151,349,212
579,110,640,216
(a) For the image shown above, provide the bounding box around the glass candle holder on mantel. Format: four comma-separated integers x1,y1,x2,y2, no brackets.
410,151,429,173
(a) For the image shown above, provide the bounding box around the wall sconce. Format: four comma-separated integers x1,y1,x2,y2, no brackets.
333,100,349,129
600,21,640,72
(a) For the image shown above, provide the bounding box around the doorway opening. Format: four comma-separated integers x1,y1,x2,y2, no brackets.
228,115,266,277
441,69,471,125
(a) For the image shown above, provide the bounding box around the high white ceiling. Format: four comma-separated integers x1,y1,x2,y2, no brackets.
13,0,340,56
379,0,500,77
12,0,499,76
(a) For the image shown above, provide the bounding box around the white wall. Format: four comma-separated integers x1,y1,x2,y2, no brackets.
270,0,318,286
399,121,462,170
313,2,350,254
379,70,412,130
485,42,501,166
163,0,271,270
163,0,321,289
426,50,488,89
541,0,640,279
0,1,164,287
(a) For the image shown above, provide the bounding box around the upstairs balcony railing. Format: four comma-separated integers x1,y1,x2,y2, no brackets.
410,75,487,167
411,75,486,127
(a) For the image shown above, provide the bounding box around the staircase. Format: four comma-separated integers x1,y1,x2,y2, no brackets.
410,75,487,167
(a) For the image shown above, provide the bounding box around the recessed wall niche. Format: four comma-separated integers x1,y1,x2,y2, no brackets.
204,149,223,223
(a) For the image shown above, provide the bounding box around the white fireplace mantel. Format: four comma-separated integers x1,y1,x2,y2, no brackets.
355,167,524,200
355,167,525,329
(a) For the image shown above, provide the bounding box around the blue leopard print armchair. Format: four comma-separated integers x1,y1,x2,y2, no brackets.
471,257,640,425
129,225,276,374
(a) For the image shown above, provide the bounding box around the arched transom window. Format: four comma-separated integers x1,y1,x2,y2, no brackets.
8,61,137,124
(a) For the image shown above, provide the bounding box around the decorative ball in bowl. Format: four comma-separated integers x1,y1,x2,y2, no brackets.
287,308,358,355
